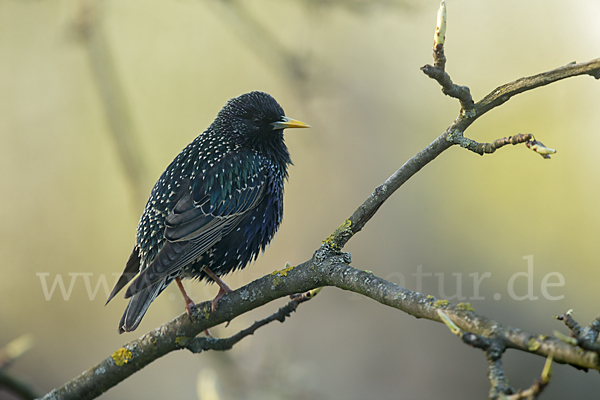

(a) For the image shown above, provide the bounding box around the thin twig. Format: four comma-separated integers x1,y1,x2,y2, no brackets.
421,3,475,112
448,132,534,156
446,132,557,158
184,288,322,353
421,51,475,112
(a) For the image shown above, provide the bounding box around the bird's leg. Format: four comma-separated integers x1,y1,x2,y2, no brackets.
204,267,231,312
177,277,212,336
175,277,195,320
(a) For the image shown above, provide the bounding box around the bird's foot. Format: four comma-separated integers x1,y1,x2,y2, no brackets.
211,285,231,312
204,267,232,312
184,299,196,321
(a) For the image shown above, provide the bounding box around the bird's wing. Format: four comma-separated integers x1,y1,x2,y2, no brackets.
125,155,266,298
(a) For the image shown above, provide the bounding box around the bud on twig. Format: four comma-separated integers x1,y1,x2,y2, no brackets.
434,1,447,47
526,139,557,159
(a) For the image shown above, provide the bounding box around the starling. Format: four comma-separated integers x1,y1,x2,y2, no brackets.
106,91,310,333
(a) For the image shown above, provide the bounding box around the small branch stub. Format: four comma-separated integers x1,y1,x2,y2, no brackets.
554,310,600,353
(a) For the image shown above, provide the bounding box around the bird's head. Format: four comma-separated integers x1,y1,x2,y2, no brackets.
214,91,310,151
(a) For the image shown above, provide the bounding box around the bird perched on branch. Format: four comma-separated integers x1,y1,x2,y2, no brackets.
106,91,310,333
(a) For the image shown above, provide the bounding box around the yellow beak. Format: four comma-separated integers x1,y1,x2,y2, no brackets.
271,116,311,130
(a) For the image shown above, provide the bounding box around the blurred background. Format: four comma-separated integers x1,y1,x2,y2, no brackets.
1,0,600,399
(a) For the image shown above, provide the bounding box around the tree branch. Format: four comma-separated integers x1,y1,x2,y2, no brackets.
323,55,600,247
40,255,600,400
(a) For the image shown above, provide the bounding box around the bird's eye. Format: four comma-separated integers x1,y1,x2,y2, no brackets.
252,117,262,126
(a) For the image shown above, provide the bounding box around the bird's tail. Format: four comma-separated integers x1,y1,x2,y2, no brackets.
118,278,171,333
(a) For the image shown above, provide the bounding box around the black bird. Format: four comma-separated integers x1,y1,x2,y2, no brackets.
106,91,310,333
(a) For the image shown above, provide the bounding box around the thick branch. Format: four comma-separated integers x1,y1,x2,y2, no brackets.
40,254,600,400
